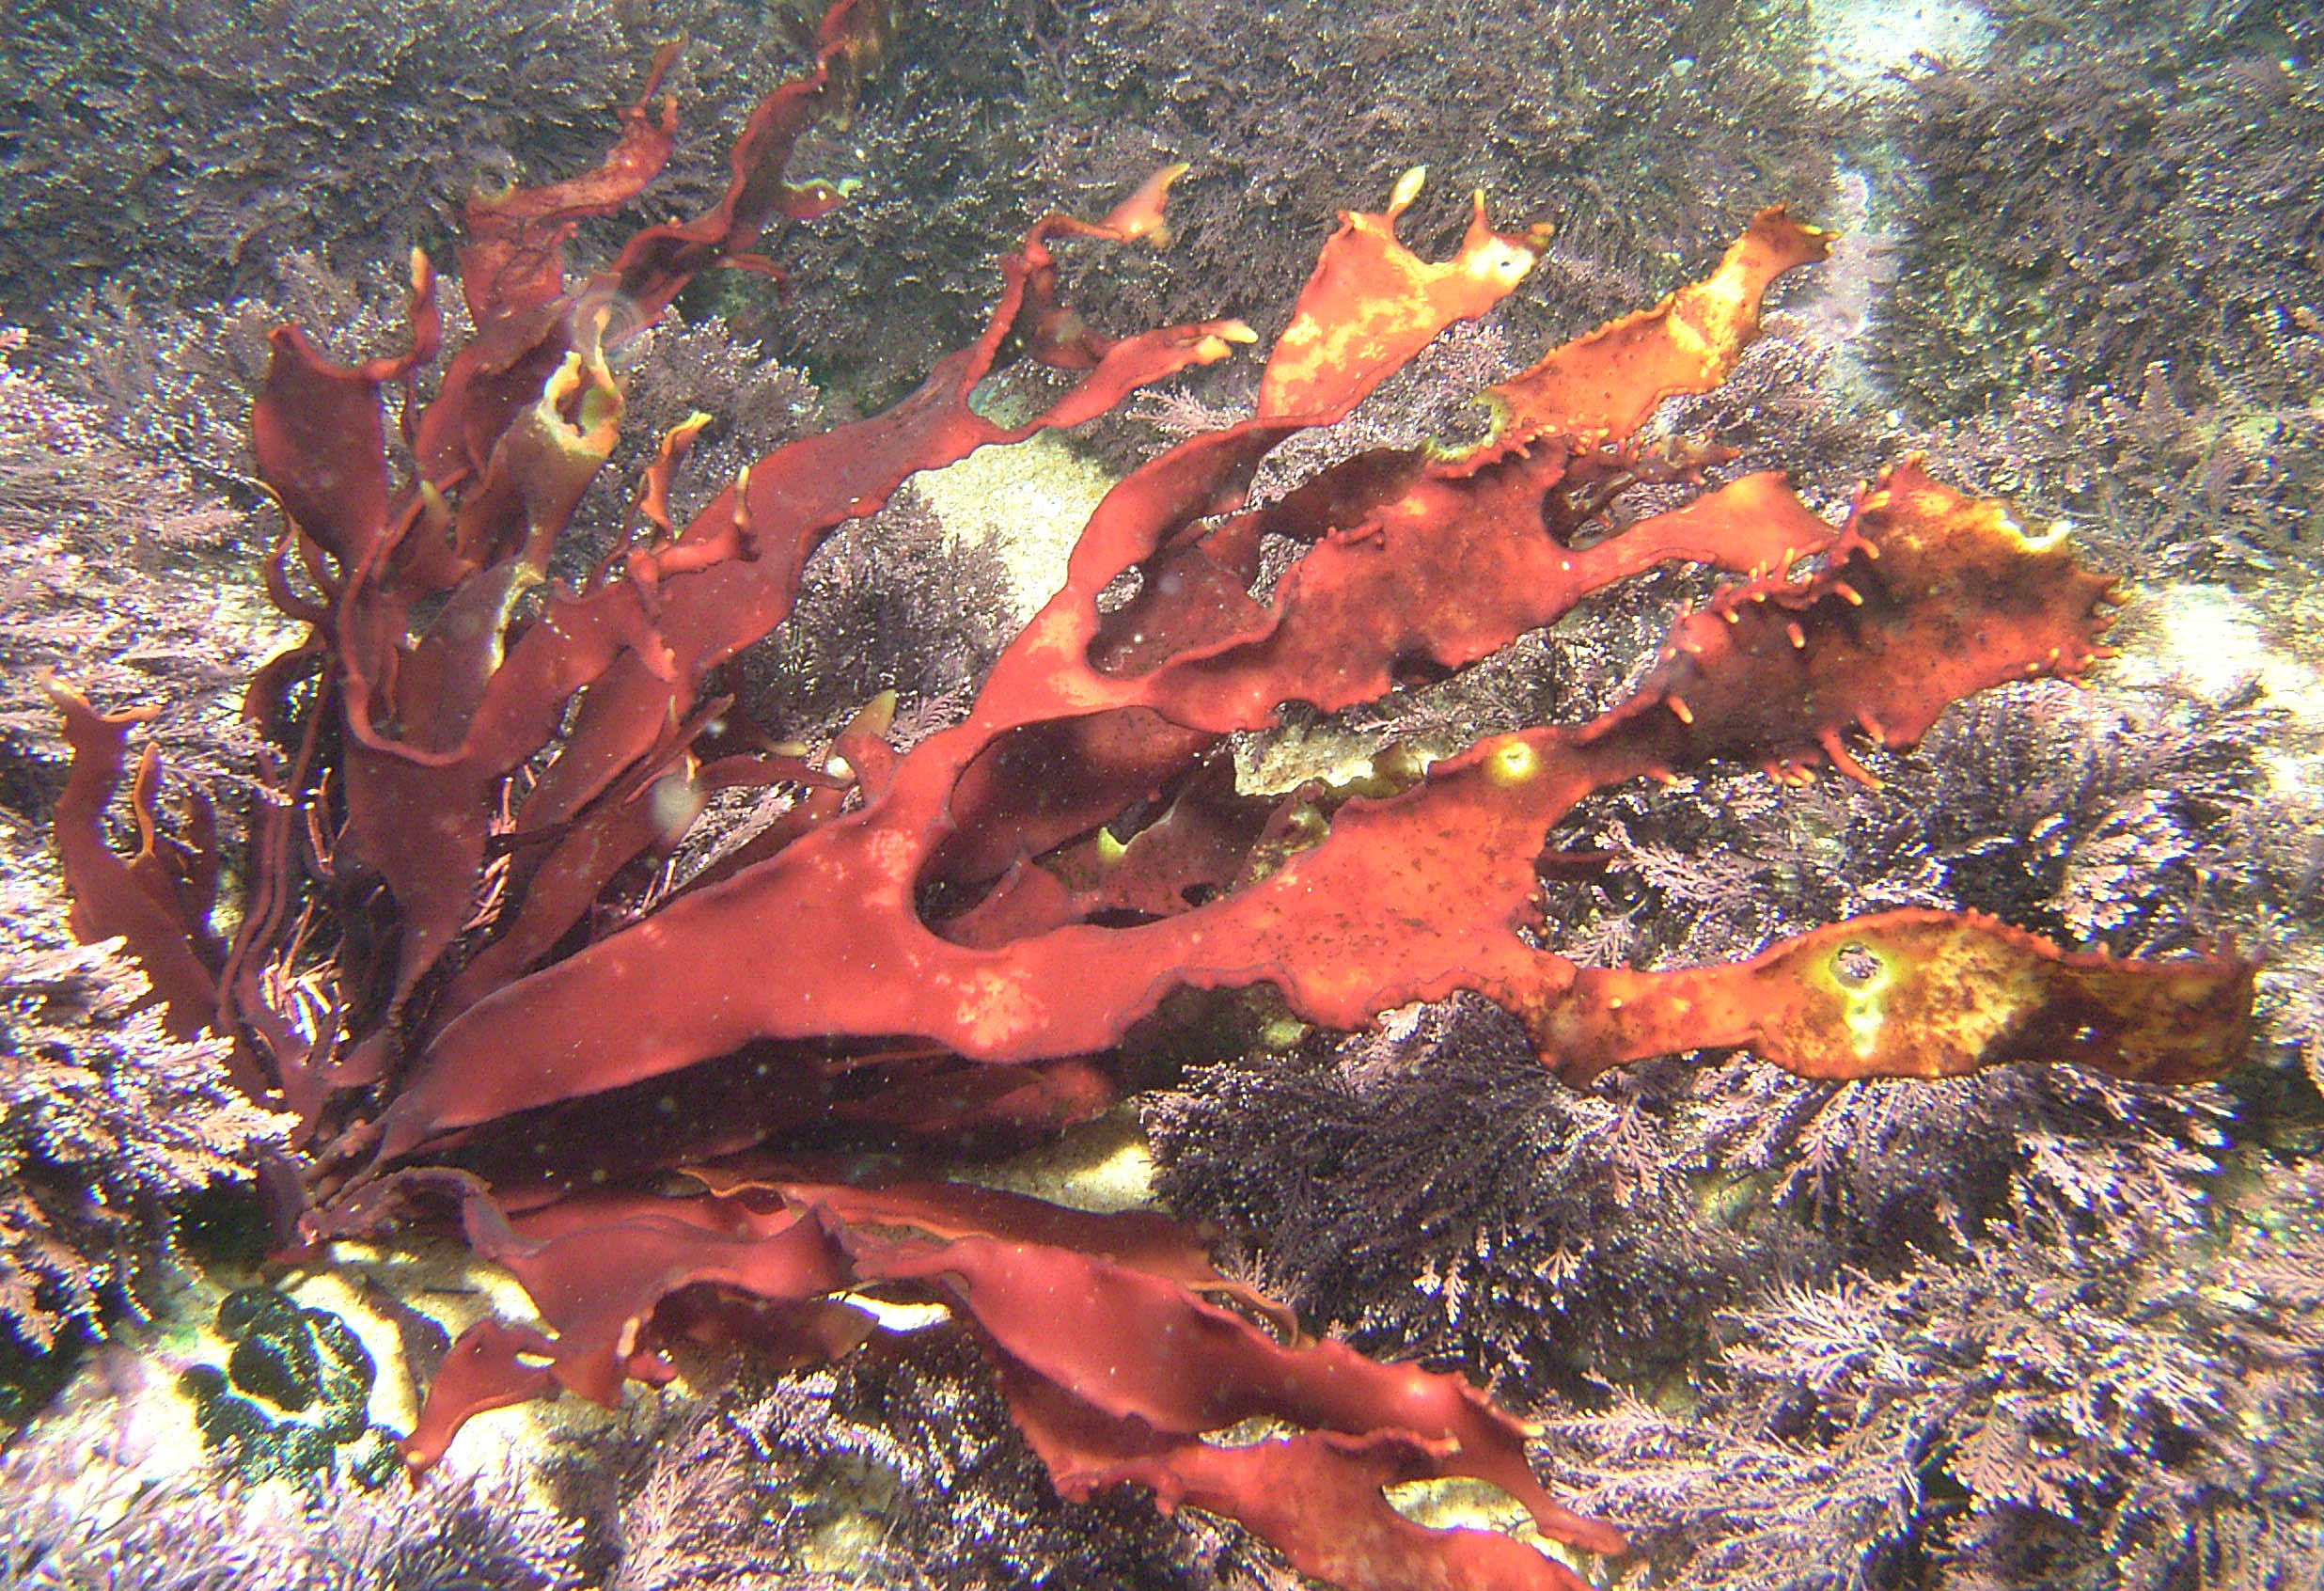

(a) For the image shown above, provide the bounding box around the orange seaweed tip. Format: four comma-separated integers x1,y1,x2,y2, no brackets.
1209,319,1261,349
1099,162,1190,248
42,677,161,727
1384,165,1428,222
1817,728,1880,788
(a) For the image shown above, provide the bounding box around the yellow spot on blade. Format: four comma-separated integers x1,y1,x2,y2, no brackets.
1485,739,1539,786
